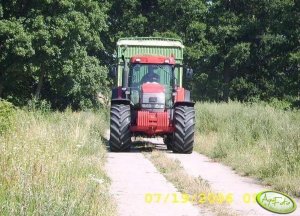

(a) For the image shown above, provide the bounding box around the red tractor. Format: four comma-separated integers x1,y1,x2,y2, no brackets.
109,37,195,153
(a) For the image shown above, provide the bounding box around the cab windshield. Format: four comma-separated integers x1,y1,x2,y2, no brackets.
129,64,173,88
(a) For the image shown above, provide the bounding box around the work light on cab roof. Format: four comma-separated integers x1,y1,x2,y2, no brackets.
131,55,176,65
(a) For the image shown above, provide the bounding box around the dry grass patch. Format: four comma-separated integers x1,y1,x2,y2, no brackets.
146,151,238,216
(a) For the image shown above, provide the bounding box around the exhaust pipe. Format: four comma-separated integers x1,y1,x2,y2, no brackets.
122,55,129,89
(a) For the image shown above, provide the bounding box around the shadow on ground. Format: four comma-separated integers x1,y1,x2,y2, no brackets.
101,135,169,153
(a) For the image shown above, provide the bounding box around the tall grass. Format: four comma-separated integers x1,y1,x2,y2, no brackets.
194,102,300,196
0,108,115,215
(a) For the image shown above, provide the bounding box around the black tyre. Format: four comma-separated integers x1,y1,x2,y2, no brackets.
172,106,195,154
109,104,131,152
163,135,173,150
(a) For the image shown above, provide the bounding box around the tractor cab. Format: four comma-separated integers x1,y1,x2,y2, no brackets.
128,55,176,110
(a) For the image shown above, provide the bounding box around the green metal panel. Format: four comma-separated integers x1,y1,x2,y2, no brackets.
118,47,183,61
116,37,184,87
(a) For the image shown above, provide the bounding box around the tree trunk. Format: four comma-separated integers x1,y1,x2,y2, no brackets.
35,68,45,100
0,82,3,98
0,72,3,98
223,67,230,102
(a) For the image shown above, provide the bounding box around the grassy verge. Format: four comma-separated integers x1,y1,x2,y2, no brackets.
146,151,237,216
194,102,300,196
0,108,115,215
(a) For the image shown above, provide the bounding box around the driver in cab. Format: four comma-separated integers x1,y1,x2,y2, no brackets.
141,65,160,83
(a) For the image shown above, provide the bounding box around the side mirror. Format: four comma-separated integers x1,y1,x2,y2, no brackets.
186,68,193,80
109,65,117,78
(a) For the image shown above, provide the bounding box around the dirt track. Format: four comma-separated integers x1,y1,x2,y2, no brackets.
105,133,300,216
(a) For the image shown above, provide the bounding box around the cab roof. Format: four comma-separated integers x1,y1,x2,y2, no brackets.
117,37,184,48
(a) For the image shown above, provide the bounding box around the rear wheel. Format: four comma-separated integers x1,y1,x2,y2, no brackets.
109,104,131,152
172,106,195,154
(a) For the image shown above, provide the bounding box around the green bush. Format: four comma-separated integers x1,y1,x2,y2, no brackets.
268,98,292,110
0,99,15,134
26,98,51,112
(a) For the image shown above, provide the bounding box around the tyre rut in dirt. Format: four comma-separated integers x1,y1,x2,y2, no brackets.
109,104,131,152
172,106,195,154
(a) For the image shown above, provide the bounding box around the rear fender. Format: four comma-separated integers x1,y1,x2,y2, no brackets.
174,88,194,107
111,98,131,106
174,101,195,107
111,86,124,99
111,86,131,105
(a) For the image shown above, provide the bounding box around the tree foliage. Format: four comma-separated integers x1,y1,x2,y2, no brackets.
0,0,299,109
0,0,109,109
105,0,299,105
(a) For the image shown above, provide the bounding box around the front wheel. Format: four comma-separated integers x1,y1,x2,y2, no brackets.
109,104,131,152
172,106,195,154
